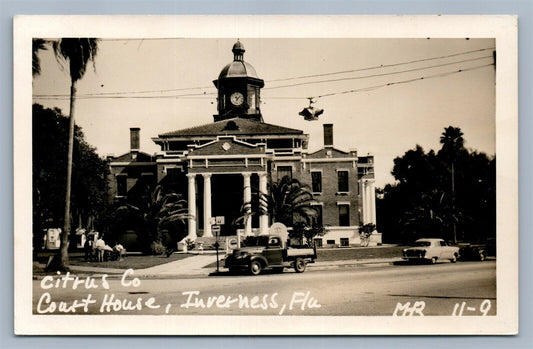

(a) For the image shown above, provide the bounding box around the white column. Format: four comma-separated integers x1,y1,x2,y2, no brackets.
186,174,197,239
243,173,252,235
360,180,367,224
363,180,370,224
203,173,212,237
370,180,377,225
258,172,269,235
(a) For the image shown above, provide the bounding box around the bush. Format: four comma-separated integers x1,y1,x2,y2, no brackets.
184,238,196,251
150,241,166,255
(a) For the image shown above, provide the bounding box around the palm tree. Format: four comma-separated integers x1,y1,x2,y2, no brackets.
116,185,190,255
262,176,317,227
438,126,465,244
53,38,99,270
32,39,47,77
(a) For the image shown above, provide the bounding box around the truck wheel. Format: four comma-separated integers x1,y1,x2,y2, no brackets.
294,258,306,273
250,260,263,275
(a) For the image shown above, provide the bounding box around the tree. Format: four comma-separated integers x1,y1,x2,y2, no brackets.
377,126,495,245
359,223,376,247
32,39,47,77
114,185,190,255
52,38,99,270
32,104,109,254
262,176,317,227
290,222,325,247
438,126,466,243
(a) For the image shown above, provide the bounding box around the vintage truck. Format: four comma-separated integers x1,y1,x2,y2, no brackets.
224,234,317,275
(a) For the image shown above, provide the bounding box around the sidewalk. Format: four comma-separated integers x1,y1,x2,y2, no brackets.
61,254,402,278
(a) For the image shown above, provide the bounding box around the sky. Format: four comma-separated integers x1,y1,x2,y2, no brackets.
32,38,495,187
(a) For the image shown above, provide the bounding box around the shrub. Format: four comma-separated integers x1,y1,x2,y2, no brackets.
150,241,166,255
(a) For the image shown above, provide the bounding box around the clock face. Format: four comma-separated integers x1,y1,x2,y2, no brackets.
230,92,244,106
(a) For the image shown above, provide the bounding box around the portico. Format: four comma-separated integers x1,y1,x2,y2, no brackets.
185,170,269,240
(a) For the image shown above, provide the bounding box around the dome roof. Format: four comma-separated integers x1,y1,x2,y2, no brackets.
218,60,259,79
217,40,260,80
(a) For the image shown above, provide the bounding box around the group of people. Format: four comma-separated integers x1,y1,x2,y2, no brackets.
84,234,125,262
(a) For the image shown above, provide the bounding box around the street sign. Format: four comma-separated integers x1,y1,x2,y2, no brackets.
211,225,221,234
215,216,225,225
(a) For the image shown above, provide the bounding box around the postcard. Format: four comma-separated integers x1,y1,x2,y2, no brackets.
14,15,518,335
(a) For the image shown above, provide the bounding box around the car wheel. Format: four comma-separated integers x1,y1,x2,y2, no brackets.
250,260,263,275
479,252,486,261
294,258,307,273
450,254,458,263
431,257,438,264
228,267,239,275
272,267,284,273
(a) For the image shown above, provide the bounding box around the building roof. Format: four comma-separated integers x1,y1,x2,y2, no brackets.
307,147,355,159
158,118,304,138
109,151,155,163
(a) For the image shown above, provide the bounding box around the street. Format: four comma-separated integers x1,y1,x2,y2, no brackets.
33,261,496,316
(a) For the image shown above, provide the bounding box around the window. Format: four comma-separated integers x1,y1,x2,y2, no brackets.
338,170,349,192
340,238,349,247
116,175,127,196
440,240,447,247
277,166,292,180
311,171,322,193
326,240,335,245
314,238,323,247
338,204,350,226
312,205,323,227
311,205,324,227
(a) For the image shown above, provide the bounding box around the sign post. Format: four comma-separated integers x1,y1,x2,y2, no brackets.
212,224,221,273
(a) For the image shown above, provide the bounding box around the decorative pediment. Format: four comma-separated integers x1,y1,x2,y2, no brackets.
188,136,266,157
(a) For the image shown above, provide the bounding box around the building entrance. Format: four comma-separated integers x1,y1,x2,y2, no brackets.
211,174,244,236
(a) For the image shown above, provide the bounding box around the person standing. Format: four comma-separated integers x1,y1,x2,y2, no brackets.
95,235,105,262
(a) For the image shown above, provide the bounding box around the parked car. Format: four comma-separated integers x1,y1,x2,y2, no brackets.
402,238,460,264
457,243,487,261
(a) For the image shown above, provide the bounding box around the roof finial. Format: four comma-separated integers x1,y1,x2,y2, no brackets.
232,40,245,61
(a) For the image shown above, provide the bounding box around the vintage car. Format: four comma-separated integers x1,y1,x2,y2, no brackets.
402,238,460,264
457,243,487,261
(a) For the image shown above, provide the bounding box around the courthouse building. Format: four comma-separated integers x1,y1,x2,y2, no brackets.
107,41,378,248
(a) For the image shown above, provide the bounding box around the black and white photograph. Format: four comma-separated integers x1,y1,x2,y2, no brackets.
14,15,518,335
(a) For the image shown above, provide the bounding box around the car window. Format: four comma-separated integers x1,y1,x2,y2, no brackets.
440,241,447,246
268,238,280,247
414,241,431,247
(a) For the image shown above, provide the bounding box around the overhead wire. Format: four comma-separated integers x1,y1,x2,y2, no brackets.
33,46,495,98
33,62,494,101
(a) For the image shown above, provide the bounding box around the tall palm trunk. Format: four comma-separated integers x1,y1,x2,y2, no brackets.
60,81,77,269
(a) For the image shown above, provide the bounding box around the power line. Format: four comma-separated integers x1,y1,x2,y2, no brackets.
33,63,493,101
33,47,495,98
267,47,495,82
264,55,493,90
315,63,494,99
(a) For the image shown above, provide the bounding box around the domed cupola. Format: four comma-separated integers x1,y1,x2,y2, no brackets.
213,40,265,122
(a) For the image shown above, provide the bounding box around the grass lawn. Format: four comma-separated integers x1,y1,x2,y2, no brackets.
34,251,192,273
316,246,407,261
202,245,407,268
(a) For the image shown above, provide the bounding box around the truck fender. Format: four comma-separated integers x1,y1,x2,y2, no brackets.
249,255,268,268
